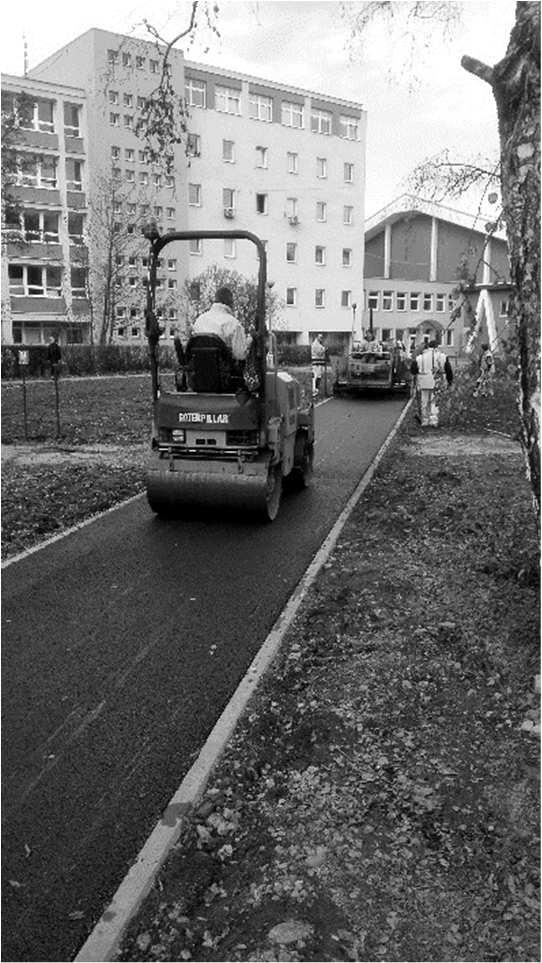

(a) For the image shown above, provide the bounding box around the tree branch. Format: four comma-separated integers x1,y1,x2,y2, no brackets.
461,54,494,86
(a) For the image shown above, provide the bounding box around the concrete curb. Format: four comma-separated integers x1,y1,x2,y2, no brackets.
75,398,412,962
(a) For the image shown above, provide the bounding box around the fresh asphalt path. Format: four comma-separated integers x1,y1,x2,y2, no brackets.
2,395,406,962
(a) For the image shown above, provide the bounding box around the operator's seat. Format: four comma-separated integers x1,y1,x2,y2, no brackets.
185,334,242,393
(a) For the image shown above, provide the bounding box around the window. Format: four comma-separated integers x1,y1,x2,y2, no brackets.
255,146,268,168
150,59,159,74
316,201,327,222
127,203,137,215
23,210,59,243
311,108,332,135
423,293,433,311
111,145,120,160
128,255,137,267
109,90,119,104
215,85,241,115
68,213,84,243
189,238,202,255
316,157,327,178
368,291,379,310
344,162,354,183
167,207,176,219
167,278,177,290
131,327,140,337
382,291,393,311
382,328,392,341
136,56,145,70
286,287,297,306
410,292,420,311
112,166,121,180
286,197,298,220
256,193,268,214
128,276,137,288
71,267,86,297
448,294,455,312
185,78,206,108
396,329,404,342
315,245,326,265
188,183,201,206
122,52,132,67
224,238,236,258
137,96,146,109
153,173,162,188
281,100,304,128
339,115,359,140
165,175,175,188
343,205,353,225
124,114,134,129
167,258,177,271
287,151,299,174
341,290,352,308
315,288,325,308
123,93,133,107
186,133,201,158
500,299,510,317
107,49,118,66
138,149,148,163
436,293,446,312
125,148,135,162
222,139,235,162
139,171,149,186
110,112,120,126
397,292,406,311
125,169,135,183
64,103,80,137
342,248,352,267
223,188,235,211
65,159,83,191
445,329,454,346
286,242,297,263
249,93,273,122
9,264,61,296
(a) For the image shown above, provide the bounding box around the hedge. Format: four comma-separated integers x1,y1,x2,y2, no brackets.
1,343,177,380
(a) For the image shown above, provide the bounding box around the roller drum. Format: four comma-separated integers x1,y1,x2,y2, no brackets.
145,454,280,520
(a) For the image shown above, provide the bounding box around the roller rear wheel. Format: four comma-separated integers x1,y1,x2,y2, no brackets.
263,463,282,521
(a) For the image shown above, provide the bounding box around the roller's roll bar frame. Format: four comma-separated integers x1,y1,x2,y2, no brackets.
143,227,267,402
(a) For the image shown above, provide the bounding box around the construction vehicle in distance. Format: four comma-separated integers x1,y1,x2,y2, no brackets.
333,340,412,396
333,309,411,396
144,227,314,522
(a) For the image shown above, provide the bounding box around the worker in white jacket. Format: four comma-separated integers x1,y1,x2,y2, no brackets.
411,340,449,426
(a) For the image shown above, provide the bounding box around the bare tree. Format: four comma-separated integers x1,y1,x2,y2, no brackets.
344,1,540,514
177,264,284,338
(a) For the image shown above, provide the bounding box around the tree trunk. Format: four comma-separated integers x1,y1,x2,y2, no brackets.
463,1,540,514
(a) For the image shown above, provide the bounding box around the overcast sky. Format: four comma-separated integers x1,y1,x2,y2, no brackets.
2,0,516,216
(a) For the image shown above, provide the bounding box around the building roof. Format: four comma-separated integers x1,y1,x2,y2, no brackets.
365,193,507,243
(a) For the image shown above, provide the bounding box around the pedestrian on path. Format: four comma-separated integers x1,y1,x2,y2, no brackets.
473,343,495,398
411,340,453,426
311,333,327,397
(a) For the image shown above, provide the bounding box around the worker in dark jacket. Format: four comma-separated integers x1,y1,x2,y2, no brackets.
47,335,62,379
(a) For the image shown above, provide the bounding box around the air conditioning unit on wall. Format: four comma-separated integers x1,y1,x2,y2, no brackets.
287,214,299,225
224,207,235,219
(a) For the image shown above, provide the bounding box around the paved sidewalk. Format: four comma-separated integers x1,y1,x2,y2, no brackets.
111,421,539,963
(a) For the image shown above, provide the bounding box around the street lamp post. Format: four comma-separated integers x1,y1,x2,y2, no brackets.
351,302,357,345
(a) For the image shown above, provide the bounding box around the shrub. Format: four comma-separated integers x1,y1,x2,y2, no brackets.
277,344,311,366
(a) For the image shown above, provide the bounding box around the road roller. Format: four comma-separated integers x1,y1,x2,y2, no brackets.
144,227,314,521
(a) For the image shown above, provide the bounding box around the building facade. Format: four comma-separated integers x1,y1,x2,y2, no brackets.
1,74,89,344
363,195,510,356
2,28,366,348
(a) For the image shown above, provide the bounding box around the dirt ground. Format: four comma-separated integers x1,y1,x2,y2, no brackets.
115,420,540,963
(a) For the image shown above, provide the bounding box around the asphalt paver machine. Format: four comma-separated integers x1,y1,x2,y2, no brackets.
144,227,314,521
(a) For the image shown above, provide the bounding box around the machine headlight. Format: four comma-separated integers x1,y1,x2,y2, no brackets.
171,429,186,443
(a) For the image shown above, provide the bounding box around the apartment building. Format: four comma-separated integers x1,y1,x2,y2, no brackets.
13,27,366,348
1,74,89,344
364,195,510,356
